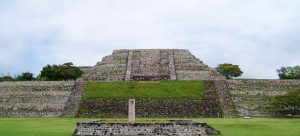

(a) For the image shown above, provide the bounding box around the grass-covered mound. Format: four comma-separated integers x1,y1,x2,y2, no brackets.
83,80,205,99
77,80,206,117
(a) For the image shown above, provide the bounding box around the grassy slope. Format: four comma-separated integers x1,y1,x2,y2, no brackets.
0,118,299,136
83,80,205,99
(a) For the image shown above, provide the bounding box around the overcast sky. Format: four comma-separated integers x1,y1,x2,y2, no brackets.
1,0,300,79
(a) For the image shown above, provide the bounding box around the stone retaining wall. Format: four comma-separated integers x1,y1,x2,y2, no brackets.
227,79,300,117
76,81,237,118
73,120,220,136
0,81,75,117
77,99,205,118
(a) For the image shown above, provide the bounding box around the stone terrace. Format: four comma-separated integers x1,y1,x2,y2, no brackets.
0,81,75,117
227,79,300,116
80,49,225,81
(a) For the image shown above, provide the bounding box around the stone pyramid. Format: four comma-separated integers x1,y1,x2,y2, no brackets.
80,49,225,81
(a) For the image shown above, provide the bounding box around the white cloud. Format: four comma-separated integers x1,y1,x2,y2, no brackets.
0,0,300,78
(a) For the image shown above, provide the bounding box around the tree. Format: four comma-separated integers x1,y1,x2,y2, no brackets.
272,89,300,116
16,72,34,81
39,63,83,81
0,74,14,82
277,66,300,79
216,63,243,79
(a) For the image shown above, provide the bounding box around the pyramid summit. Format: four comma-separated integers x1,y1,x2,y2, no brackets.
80,49,225,81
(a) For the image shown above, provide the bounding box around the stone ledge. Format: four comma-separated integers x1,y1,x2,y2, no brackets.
73,120,220,136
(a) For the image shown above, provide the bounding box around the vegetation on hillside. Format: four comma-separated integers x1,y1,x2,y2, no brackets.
15,72,35,81
277,66,300,79
0,72,34,82
0,63,83,82
216,63,243,79
83,81,205,99
0,75,14,82
272,89,300,116
38,63,82,81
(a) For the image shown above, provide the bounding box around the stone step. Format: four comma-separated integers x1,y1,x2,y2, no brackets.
0,110,62,117
175,62,205,66
101,53,128,62
177,71,224,80
0,103,65,111
94,68,126,73
230,90,287,96
174,58,200,63
233,97,271,102
236,104,273,110
0,81,74,92
236,108,275,117
0,96,68,103
228,85,299,91
84,75,125,81
227,79,300,86
0,91,71,98
175,65,207,71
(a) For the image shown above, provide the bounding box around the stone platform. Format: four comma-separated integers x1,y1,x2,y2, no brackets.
79,49,225,81
73,120,220,136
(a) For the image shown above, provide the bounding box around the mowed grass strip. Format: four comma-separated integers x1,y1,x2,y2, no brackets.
83,80,205,99
0,118,299,136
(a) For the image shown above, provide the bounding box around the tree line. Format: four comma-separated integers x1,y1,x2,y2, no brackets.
0,62,82,81
1,63,299,81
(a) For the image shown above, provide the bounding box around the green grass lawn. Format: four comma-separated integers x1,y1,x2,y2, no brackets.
83,80,205,99
0,118,299,136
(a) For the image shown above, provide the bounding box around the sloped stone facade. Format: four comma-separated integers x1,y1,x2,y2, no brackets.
227,79,300,117
0,81,75,117
80,49,225,81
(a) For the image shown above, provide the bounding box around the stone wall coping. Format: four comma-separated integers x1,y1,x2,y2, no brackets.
79,120,206,125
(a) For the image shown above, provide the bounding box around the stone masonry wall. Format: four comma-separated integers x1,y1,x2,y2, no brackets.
0,81,75,117
80,49,225,81
76,99,204,118
73,120,220,136
227,79,300,117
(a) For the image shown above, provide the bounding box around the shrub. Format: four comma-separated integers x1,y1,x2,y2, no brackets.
277,66,300,79
39,63,83,81
16,72,34,81
272,89,300,116
216,63,243,79
0,74,14,82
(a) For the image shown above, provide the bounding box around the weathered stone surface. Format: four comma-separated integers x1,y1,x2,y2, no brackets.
61,82,86,117
75,80,238,118
0,81,75,117
227,79,300,117
73,120,220,136
79,49,225,81
76,99,206,118
128,99,135,122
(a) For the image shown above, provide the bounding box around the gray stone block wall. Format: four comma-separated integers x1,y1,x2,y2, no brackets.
0,81,75,117
79,49,225,81
226,79,300,117
76,99,205,118
73,120,220,136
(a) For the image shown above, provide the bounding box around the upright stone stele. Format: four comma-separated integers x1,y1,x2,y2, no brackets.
128,99,135,123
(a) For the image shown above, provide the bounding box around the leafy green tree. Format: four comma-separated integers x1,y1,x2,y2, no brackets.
0,74,14,82
216,63,243,79
277,66,300,79
272,90,300,116
39,63,83,81
16,72,34,81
